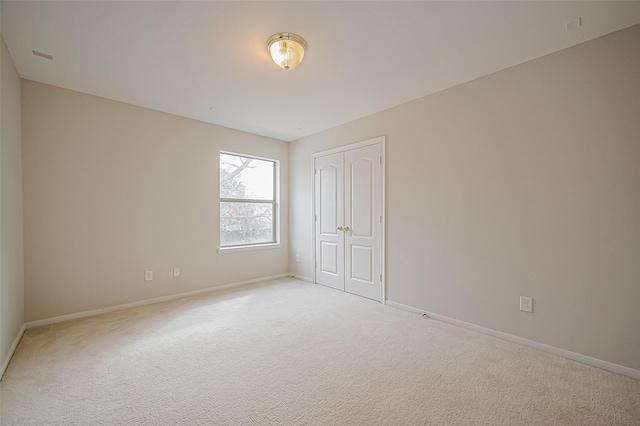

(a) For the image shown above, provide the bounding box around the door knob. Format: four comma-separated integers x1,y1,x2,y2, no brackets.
344,226,350,232
337,226,343,231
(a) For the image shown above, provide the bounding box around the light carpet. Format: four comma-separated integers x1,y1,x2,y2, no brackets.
1,278,639,425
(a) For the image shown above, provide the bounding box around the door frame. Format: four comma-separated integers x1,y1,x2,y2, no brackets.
312,136,386,304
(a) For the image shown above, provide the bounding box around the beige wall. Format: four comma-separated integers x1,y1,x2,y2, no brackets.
1,35,24,370
22,81,289,322
289,25,640,370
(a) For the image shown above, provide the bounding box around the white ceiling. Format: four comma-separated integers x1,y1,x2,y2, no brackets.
2,1,640,142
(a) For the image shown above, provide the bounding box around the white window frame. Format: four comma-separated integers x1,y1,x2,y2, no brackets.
218,151,280,253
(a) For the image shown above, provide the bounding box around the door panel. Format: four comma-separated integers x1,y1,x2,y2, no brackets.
320,165,338,235
315,153,344,290
350,158,374,238
344,144,382,301
320,242,339,275
351,245,373,283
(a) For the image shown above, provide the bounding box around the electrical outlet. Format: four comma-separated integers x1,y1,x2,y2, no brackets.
565,17,581,32
144,270,153,281
520,296,533,313
173,267,181,277
295,254,300,263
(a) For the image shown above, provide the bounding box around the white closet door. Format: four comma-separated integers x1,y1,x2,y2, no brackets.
314,152,344,291
344,144,382,301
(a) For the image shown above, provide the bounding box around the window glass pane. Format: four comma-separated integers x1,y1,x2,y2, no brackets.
220,202,274,246
220,153,274,200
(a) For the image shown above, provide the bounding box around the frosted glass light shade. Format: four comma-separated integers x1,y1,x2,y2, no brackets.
267,33,307,70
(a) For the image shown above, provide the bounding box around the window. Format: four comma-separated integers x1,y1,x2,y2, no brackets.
220,152,277,248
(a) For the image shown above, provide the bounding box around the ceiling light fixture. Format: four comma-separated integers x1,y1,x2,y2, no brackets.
266,32,307,71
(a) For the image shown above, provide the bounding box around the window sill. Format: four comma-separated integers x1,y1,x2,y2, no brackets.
218,243,281,254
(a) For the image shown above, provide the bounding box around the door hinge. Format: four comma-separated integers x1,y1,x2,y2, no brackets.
380,274,383,282
315,214,317,222
379,215,382,223
380,156,382,164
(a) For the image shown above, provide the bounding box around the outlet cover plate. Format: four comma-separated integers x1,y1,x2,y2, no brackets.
520,296,533,313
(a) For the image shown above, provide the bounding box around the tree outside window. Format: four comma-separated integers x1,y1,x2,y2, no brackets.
220,153,276,247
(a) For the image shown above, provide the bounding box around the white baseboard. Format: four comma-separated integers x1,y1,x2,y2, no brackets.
292,274,313,283
0,324,26,381
26,273,294,329
385,300,425,315
385,300,640,381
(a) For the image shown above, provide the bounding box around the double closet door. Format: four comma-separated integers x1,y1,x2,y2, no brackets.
314,139,383,301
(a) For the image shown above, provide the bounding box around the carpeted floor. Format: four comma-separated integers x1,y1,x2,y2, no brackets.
1,278,639,425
